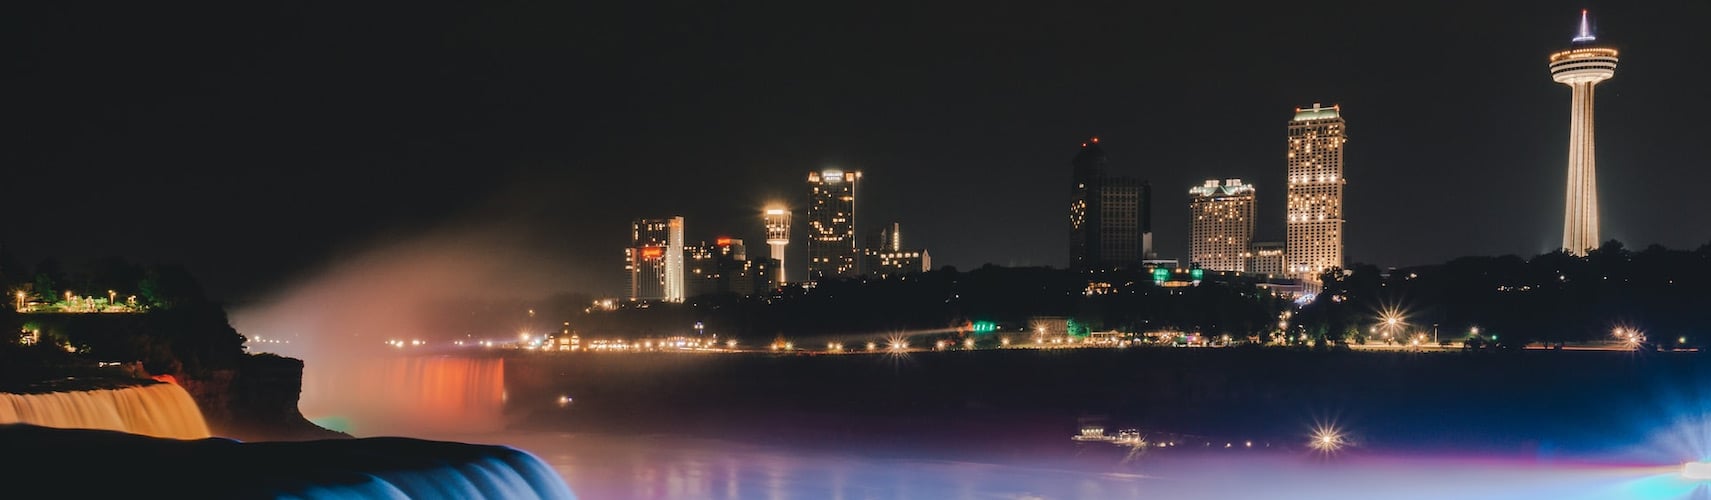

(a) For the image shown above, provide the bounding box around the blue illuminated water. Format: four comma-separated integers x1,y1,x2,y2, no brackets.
423,431,1708,500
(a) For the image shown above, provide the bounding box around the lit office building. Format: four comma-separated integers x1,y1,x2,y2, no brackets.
807,169,861,280
1189,179,1256,272
625,216,685,302
1285,104,1346,285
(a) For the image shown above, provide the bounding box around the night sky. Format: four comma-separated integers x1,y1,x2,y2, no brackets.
5,1,1708,303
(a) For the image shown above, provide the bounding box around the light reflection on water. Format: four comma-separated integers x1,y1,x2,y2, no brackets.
420,431,1708,499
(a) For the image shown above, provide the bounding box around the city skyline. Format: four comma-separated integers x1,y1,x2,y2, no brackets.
6,3,1708,301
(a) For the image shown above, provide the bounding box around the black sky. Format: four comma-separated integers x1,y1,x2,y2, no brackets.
5,0,1709,302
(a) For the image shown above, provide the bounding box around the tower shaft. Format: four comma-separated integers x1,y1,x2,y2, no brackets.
1562,82,1600,255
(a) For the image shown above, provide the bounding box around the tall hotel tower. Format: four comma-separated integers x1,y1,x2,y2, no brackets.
807,170,861,280
1550,10,1617,256
626,216,685,302
1070,138,1151,271
1189,179,1256,273
763,207,791,284
1285,103,1346,285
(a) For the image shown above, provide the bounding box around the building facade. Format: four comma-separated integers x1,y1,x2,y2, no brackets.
807,170,861,280
625,216,685,302
684,237,777,298
1189,179,1256,273
860,221,931,278
1070,138,1152,271
1285,104,1346,285
1551,10,1617,256
1246,241,1286,278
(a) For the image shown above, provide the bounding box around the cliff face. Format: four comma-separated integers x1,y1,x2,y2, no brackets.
181,353,348,441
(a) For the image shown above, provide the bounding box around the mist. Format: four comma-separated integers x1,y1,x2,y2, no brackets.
229,224,581,435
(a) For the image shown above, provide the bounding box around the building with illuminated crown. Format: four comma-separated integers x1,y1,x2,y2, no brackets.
1069,137,1152,271
626,216,684,302
807,169,861,280
763,207,790,284
1285,103,1346,286
1189,179,1256,273
1550,10,1617,256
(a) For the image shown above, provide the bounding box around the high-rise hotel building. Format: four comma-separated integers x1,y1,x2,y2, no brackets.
1285,103,1346,284
1550,10,1617,256
625,216,685,302
807,169,861,280
1070,138,1152,271
1189,179,1256,273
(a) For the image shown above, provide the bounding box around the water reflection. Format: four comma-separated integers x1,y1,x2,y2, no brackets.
423,431,1708,499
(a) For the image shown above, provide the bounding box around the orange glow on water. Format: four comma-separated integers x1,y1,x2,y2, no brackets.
302,356,505,436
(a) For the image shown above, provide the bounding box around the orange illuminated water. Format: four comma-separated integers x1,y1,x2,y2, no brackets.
0,383,211,439
301,356,505,436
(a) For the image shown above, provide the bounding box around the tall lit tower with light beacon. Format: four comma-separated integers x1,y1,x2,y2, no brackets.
764,206,791,284
1550,9,1617,256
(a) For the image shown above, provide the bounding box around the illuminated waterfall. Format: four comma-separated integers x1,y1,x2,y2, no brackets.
0,382,211,439
302,356,506,435
2,425,576,499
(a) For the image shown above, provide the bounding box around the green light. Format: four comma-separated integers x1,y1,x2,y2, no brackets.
1190,268,1204,281
971,321,997,334
1152,267,1169,282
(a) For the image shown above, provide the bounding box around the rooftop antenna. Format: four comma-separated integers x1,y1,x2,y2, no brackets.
1572,9,1596,43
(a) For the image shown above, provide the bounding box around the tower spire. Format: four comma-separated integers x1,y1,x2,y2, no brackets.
1573,9,1596,43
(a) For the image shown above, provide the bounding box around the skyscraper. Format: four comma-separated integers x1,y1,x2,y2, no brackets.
763,207,790,283
1550,10,1617,256
807,169,861,280
625,216,685,302
1070,137,1152,271
1189,179,1256,273
1285,103,1346,285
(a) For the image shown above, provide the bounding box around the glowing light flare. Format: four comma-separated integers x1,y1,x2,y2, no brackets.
1683,462,1711,480
1308,423,1348,455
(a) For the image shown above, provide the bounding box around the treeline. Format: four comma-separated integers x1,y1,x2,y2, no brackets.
0,254,207,310
0,254,246,382
1294,241,1711,346
542,265,1288,342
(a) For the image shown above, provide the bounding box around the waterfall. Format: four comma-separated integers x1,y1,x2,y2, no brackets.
0,382,212,439
1,424,576,499
301,356,506,435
